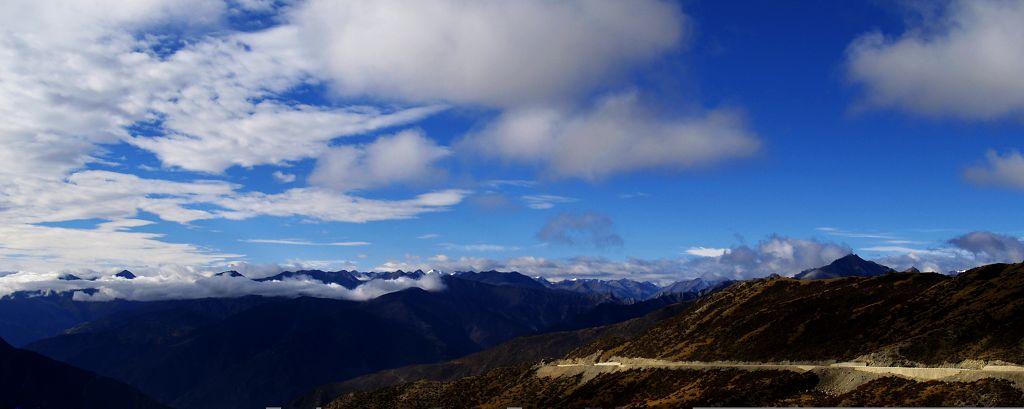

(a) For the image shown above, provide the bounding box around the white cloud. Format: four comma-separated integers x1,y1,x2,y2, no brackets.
2,4,439,179
291,0,685,107
308,129,450,191
242,239,371,246
417,233,440,240
465,91,760,179
272,171,296,183
126,26,445,173
846,0,1024,119
215,188,470,223
0,2,477,274
0,170,235,225
0,169,470,228
521,194,577,210
0,223,239,274
0,268,446,302
685,247,728,257
964,150,1024,190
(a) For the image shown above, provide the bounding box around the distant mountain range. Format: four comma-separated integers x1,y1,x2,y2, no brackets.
1,253,967,409
0,253,902,350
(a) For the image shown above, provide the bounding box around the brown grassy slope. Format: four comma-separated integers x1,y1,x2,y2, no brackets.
598,263,1024,364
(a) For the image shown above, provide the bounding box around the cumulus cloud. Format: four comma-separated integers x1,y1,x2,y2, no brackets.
964,150,1024,190
465,91,761,179
308,129,450,191
846,0,1024,119
291,0,685,107
949,231,1024,263
536,212,624,249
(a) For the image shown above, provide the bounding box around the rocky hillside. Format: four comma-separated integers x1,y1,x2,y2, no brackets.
594,262,1024,364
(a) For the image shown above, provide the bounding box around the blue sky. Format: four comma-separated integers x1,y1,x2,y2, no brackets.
1,0,1023,285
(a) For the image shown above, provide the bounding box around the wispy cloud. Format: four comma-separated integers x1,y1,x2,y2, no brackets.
439,243,520,252
536,211,624,248
620,192,649,199
521,194,577,210
685,247,728,257
859,246,949,256
241,239,371,246
417,233,440,240
816,227,898,240
483,179,536,189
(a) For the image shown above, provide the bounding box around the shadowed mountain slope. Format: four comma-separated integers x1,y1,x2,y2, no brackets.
0,337,169,409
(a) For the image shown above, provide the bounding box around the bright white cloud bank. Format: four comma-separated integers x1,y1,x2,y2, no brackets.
0,269,446,302
292,0,685,107
846,0,1024,120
